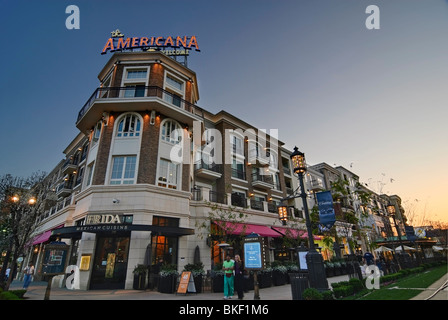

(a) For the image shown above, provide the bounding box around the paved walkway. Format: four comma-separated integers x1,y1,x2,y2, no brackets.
410,271,448,301
9,275,351,300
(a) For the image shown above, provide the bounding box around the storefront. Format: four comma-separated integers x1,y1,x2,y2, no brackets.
51,214,194,290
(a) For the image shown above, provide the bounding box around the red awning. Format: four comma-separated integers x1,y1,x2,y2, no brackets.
272,226,323,240
214,221,282,237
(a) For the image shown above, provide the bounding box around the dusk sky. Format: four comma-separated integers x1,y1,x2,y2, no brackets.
0,0,447,224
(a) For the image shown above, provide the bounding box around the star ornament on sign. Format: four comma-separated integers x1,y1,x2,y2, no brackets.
111,29,124,38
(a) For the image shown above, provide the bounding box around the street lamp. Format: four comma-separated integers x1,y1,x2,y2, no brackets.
387,203,409,269
277,205,288,226
290,146,328,291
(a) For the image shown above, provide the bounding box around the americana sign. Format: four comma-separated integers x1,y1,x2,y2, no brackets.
101,29,200,55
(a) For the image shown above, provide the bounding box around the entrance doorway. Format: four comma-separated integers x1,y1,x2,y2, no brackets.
90,235,130,290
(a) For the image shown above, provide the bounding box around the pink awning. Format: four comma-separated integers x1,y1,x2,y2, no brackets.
272,227,323,240
32,230,52,245
214,221,282,237
31,224,65,245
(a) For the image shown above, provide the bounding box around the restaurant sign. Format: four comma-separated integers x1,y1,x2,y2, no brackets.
101,29,200,55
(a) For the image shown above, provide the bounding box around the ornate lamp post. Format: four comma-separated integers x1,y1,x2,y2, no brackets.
289,146,328,291
387,203,410,269
277,205,288,226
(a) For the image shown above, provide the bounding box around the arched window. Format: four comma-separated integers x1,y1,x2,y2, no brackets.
161,119,182,144
116,114,141,137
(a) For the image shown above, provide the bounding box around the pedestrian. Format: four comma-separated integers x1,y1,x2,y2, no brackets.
234,254,245,300
364,251,374,265
22,263,34,290
222,255,234,299
5,267,10,282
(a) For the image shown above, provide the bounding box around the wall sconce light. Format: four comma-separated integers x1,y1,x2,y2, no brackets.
150,110,156,125
102,112,110,126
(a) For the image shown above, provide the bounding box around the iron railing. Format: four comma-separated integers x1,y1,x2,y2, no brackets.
77,86,205,123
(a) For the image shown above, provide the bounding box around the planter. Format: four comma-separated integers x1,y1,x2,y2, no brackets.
193,274,203,293
325,267,334,277
133,273,147,290
158,274,177,293
244,274,254,291
258,271,272,288
212,274,224,293
272,271,287,286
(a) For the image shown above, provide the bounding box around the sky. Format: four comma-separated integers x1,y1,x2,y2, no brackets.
0,0,447,224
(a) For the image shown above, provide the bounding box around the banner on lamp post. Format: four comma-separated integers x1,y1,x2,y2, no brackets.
316,191,336,229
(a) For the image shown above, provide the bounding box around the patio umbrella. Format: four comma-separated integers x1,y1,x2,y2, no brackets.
394,245,416,251
143,243,152,266
432,246,444,251
374,246,393,253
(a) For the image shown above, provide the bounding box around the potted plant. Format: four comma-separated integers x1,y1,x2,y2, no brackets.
324,261,334,277
133,264,148,290
284,261,299,283
158,264,178,293
333,261,342,276
211,263,224,293
258,267,272,288
183,262,205,293
271,261,288,286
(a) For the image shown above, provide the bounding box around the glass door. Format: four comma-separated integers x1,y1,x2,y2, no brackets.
90,235,130,290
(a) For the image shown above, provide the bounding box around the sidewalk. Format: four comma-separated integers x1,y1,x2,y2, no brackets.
9,275,351,300
410,271,448,301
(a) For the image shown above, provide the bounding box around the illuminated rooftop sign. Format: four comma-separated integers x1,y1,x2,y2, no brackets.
101,29,200,55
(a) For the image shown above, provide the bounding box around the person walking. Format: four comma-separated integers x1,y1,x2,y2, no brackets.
22,263,34,290
222,255,234,299
234,254,245,300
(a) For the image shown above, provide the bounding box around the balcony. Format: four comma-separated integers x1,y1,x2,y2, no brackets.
62,159,77,175
248,149,270,167
194,161,222,180
56,181,73,197
251,172,274,190
76,86,205,132
231,193,246,208
231,168,245,181
310,179,324,191
250,199,264,211
209,191,227,205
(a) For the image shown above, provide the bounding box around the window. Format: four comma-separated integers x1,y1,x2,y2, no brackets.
164,74,184,108
127,70,147,79
231,158,245,180
121,67,149,98
231,135,244,156
110,156,137,185
116,114,141,137
158,159,179,189
166,75,183,91
161,120,182,144
92,121,102,146
124,85,145,97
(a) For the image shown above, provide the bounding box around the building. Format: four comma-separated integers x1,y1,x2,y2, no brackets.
27,51,311,290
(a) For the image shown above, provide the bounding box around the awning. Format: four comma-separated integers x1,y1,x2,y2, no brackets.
214,221,281,237
50,224,195,239
32,225,64,245
272,226,323,240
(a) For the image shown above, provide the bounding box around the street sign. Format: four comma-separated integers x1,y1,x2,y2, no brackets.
243,233,266,271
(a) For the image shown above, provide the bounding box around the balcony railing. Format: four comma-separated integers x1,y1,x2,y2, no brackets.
77,86,205,123
250,199,264,211
251,172,274,185
194,161,222,173
231,194,246,208
209,191,227,205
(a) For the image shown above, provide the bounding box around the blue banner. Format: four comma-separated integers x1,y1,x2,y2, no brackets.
316,191,336,229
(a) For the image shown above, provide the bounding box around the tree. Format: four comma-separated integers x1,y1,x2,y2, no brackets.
0,172,47,290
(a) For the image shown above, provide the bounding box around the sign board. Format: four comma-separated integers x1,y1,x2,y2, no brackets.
101,29,200,55
316,191,336,229
243,235,266,271
79,254,91,271
298,251,308,270
177,271,196,295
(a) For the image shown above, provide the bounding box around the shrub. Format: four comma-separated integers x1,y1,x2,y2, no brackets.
348,278,364,293
303,288,323,300
322,290,335,300
333,285,354,298
9,290,27,299
0,291,20,300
